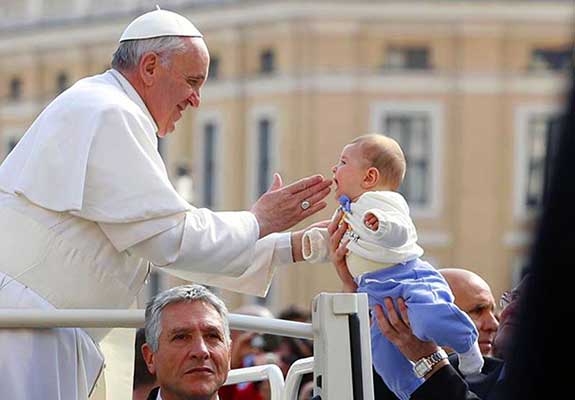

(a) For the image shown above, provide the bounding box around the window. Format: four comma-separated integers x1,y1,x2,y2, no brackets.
195,112,222,209
542,117,563,202
208,55,220,80
385,115,430,206
260,49,275,74
56,72,69,94
383,46,431,71
9,77,21,100
514,105,562,217
257,118,272,196
529,47,572,72
157,137,167,160
8,137,18,153
149,271,161,298
248,107,278,202
5,136,19,158
202,122,217,207
525,116,546,209
146,270,169,302
175,164,194,203
371,102,443,217
524,114,561,210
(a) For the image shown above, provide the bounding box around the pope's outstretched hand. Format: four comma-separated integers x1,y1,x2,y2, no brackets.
250,173,332,238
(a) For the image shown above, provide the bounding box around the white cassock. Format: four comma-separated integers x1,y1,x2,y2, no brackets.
0,69,292,399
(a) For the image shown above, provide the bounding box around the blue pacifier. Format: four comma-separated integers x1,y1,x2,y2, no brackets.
338,195,352,213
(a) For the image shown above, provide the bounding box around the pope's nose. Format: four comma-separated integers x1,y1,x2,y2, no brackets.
188,91,200,108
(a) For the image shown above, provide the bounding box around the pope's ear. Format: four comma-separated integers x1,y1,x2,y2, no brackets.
139,52,160,86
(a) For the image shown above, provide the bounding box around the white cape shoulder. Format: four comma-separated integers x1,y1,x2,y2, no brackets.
0,71,190,222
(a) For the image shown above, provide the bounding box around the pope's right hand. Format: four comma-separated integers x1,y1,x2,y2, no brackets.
250,173,332,238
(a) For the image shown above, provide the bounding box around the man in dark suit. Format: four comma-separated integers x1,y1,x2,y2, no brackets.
142,285,232,400
373,281,524,400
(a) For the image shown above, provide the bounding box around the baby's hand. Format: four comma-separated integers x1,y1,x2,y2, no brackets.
364,212,379,231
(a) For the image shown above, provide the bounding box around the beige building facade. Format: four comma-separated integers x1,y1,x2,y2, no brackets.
0,0,573,312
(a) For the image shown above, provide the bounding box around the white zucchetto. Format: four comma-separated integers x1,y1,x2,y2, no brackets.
119,8,203,42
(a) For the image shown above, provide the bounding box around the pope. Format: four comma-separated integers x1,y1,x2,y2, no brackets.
0,8,330,399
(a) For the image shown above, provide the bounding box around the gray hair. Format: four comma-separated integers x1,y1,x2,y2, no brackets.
111,36,188,71
144,284,231,352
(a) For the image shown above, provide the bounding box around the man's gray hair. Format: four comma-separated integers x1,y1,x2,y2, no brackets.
111,36,188,71
144,284,231,352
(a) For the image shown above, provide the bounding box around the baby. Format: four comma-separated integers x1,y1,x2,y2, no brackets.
303,134,483,400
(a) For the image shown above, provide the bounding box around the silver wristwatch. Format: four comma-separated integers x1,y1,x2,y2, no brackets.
413,348,448,378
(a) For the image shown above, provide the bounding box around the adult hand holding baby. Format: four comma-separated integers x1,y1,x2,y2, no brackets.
328,209,357,292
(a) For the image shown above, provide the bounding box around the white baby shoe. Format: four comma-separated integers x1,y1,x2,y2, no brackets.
458,341,484,376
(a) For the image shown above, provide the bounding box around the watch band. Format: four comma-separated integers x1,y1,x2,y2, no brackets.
413,348,448,378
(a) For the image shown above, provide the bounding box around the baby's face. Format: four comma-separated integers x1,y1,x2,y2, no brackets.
331,143,369,201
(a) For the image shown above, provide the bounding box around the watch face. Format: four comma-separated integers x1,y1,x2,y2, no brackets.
414,360,431,378
413,349,448,378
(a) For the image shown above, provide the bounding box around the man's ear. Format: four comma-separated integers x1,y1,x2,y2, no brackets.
139,52,160,86
363,167,380,189
142,342,157,375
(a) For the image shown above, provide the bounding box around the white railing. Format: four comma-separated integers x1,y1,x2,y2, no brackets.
0,293,374,400
0,309,144,328
0,309,313,339
0,309,312,399
225,363,285,399
283,356,314,400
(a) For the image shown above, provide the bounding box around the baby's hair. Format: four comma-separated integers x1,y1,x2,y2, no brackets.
351,133,406,190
